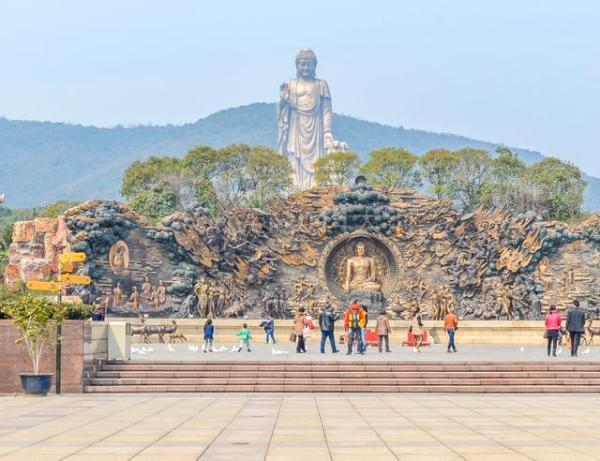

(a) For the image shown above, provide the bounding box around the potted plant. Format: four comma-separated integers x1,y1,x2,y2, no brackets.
1,295,66,395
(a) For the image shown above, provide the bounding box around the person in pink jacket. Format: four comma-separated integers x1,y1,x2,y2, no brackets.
545,305,562,357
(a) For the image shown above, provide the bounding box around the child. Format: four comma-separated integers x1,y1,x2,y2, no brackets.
203,319,214,353
235,323,252,352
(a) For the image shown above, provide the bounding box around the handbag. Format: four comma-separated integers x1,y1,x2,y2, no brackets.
289,332,297,342
543,330,548,339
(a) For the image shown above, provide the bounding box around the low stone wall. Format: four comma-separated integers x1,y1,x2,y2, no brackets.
0,320,108,394
121,318,549,346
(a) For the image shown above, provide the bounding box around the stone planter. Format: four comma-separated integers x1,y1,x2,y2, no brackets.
20,373,53,395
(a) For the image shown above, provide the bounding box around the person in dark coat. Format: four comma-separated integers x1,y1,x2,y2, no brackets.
566,300,586,357
318,304,339,353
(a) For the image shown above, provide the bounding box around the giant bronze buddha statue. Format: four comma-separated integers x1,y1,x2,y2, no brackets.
343,242,382,292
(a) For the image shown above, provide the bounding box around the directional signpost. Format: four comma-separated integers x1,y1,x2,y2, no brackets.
59,274,91,285
59,252,87,263
26,280,62,292
26,251,89,395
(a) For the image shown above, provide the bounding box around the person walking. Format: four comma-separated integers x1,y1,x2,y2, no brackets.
344,300,365,355
566,300,586,357
234,323,252,352
319,304,339,353
360,306,369,353
203,318,215,353
410,307,424,353
293,307,307,353
376,310,391,353
545,304,561,357
444,307,458,353
263,316,276,344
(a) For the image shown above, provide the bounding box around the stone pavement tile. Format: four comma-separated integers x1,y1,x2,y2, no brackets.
330,446,398,461
0,455,67,461
266,451,330,461
389,445,458,456
198,449,268,461
515,449,599,461
133,455,199,461
396,456,463,461
65,454,131,461
461,454,532,461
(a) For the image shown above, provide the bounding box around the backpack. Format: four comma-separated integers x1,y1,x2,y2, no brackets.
349,311,360,329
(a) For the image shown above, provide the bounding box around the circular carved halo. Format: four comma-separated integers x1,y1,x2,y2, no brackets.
109,240,130,274
317,229,403,301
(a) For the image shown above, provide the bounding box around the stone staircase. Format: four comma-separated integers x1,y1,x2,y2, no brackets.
84,360,600,393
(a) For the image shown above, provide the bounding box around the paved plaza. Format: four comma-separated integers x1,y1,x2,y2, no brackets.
1,393,600,460
130,342,600,362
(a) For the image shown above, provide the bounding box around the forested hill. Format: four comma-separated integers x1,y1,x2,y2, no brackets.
1,102,598,210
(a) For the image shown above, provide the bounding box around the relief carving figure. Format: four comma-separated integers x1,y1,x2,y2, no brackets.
277,48,333,190
194,277,210,317
141,277,152,301
129,286,140,312
156,280,167,305
109,240,129,274
561,267,575,295
112,283,123,308
343,242,382,293
500,284,514,320
537,256,552,290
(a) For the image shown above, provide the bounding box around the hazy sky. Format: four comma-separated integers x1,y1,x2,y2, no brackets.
1,1,599,175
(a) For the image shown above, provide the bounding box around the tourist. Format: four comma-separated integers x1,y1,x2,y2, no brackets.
544,305,561,357
293,307,307,353
303,312,315,350
262,316,276,344
566,300,586,357
203,318,215,353
344,299,365,355
235,323,252,352
410,307,424,353
360,306,369,353
376,310,391,353
444,306,458,353
318,304,339,353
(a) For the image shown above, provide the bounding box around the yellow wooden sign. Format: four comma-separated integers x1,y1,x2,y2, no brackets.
59,252,87,263
60,262,74,273
60,274,91,285
26,280,62,292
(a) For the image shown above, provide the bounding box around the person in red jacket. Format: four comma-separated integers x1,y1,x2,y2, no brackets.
545,304,562,357
344,300,366,355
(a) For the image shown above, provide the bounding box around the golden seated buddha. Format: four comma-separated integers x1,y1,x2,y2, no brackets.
343,242,382,292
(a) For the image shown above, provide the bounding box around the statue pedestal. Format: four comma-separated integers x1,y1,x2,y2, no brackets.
341,290,385,313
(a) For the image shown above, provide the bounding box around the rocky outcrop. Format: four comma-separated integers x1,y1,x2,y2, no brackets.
3,217,69,288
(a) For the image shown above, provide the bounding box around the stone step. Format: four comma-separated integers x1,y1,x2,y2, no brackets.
83,384,600,393
88,377,600,386
86,361,600,393
101,363,600,373
95,370,600,379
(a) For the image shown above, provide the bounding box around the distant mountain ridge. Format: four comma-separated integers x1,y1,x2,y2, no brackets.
1,102,598,210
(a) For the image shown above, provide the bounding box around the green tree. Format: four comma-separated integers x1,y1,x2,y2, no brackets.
121,156,181,199
215,144,253,204
418,149,458,198
488,147,527,209
361,147,421,189
449,148,493,212
128,185,178,222
526,157,586,220
245,146,292,208
314,152,361,186
121,153,218,220
39,200,80,218
361,147,420,189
